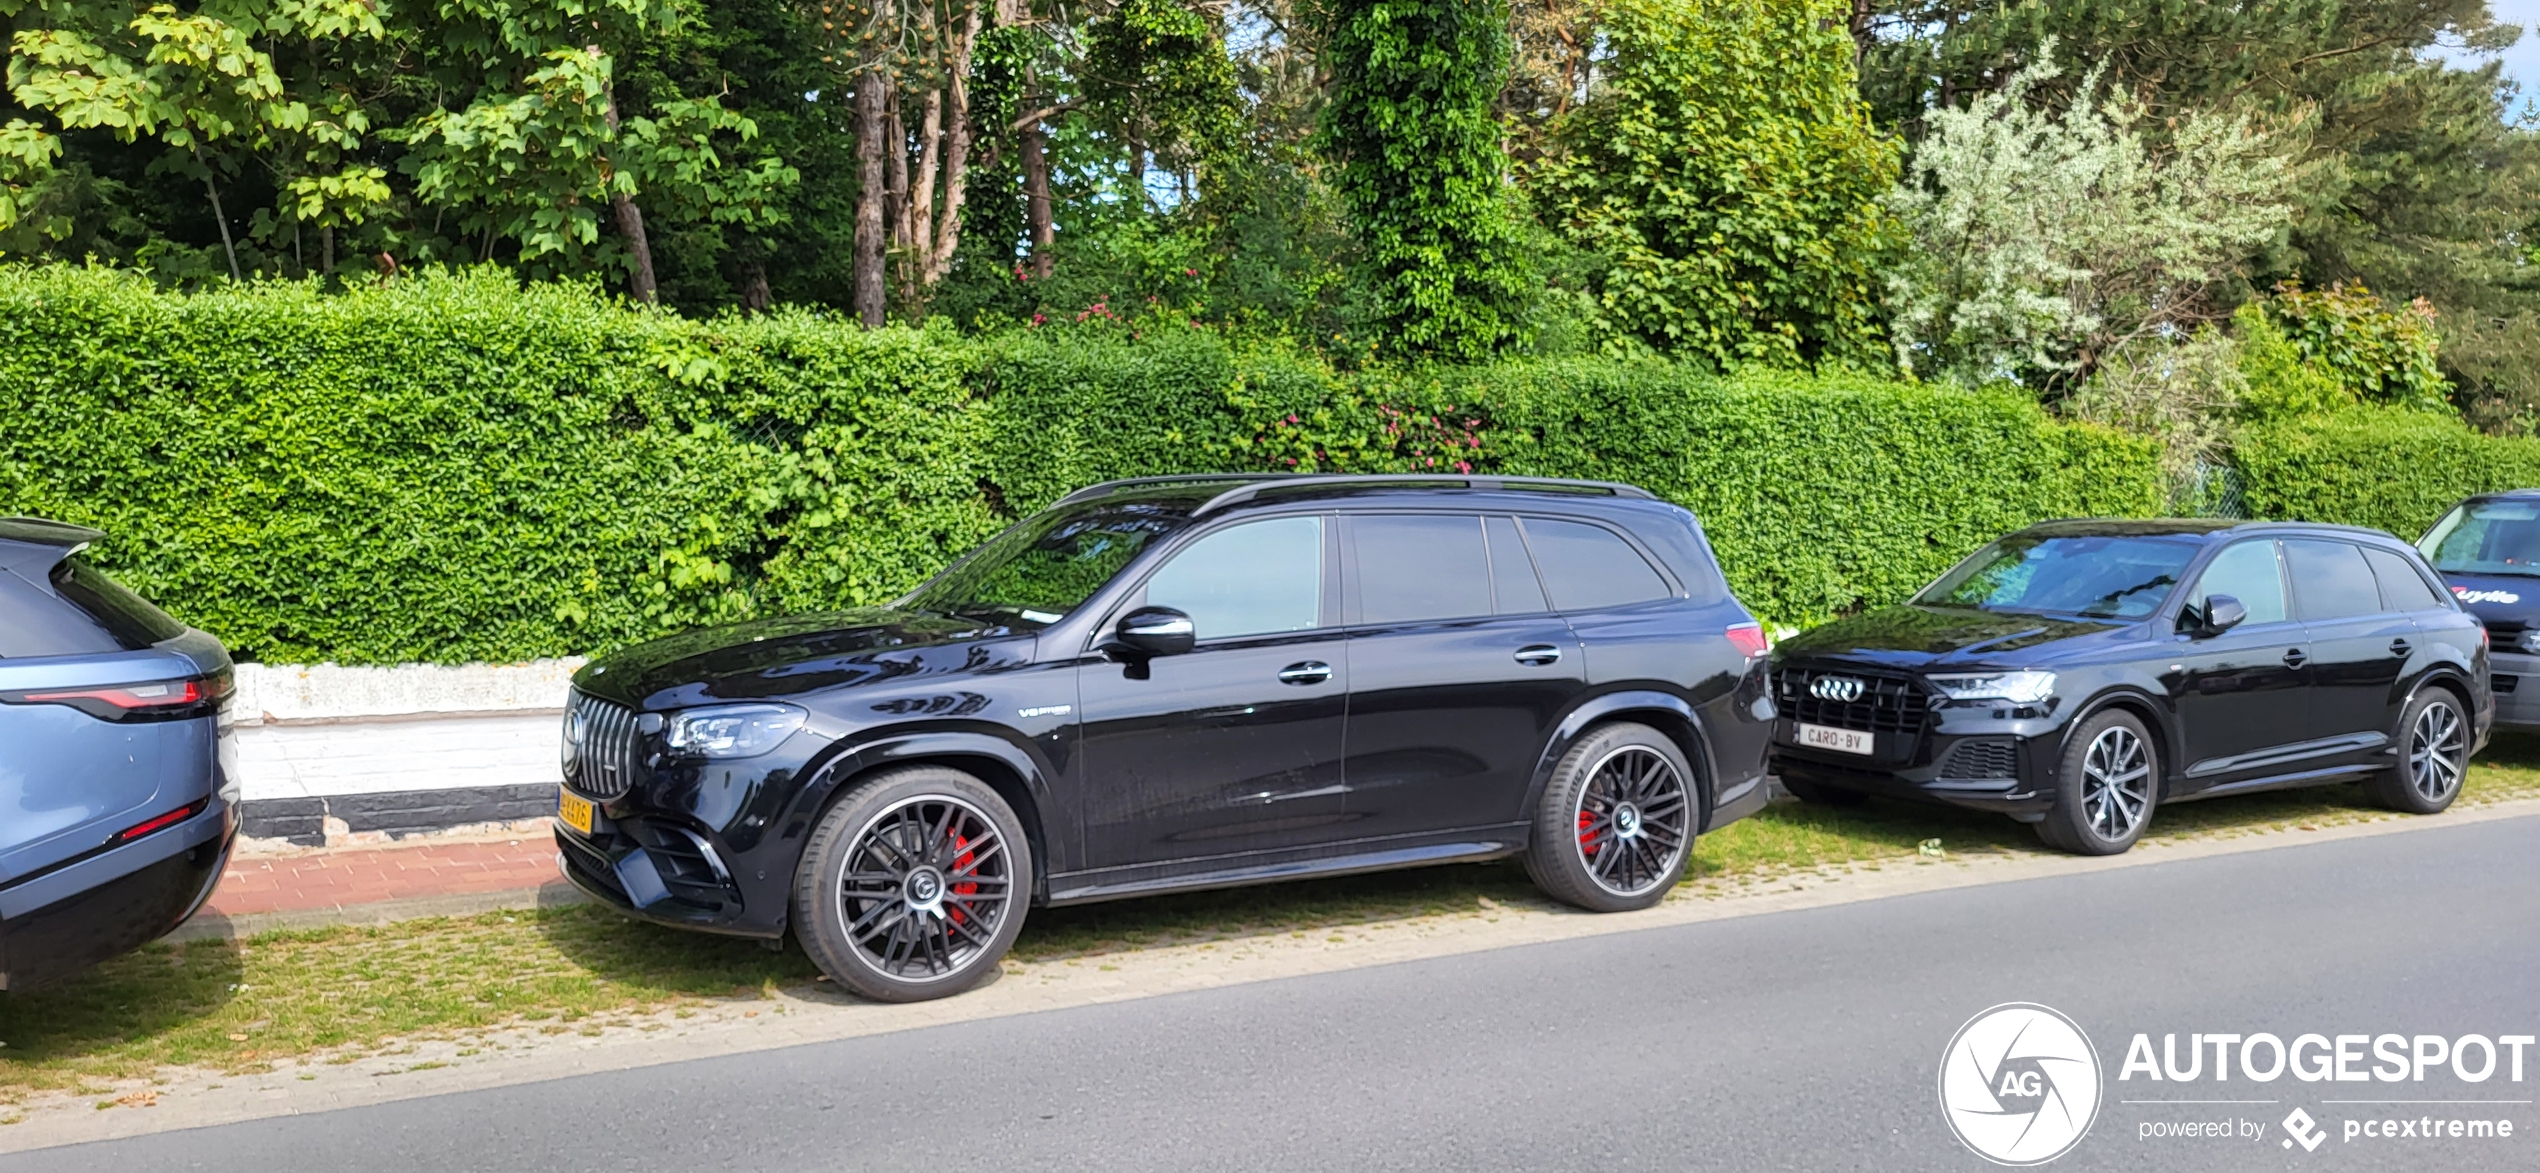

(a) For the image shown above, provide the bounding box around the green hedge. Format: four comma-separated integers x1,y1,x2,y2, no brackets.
2237,407,2540,540
1,267,2167,663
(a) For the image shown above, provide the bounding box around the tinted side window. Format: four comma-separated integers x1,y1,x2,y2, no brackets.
1354,514,1494,624
2285,539,2385,621
2190,540,2289,626
1484,516,1548,614
54,557,186,647
2363,547,2446,613
1522,518,1672,611
1143,516,1325,640
0,566,125,658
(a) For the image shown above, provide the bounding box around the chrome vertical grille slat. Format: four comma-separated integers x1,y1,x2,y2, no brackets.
567,690,644,799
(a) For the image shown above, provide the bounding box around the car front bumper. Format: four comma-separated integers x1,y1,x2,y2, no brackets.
1772,709,2065,818
554,794,780,939
2487,650,2540,731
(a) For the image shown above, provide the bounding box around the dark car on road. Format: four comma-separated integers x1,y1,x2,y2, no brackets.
555,474,1774,1001
1771,520,2488,855
0,518,237,991
2417,491,2540,732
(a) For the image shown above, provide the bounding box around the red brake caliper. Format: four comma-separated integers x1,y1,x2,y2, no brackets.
949,833,977,924
1577,809,1598,855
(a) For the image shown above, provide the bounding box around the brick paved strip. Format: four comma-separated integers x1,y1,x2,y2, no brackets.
204,838,562,917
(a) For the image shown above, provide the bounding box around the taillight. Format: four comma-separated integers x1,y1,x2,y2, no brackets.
117,798,209,844
1726,623,1771,658
0,674,230,722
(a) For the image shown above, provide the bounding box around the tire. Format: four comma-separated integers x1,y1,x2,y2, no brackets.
2034,710,2159,856
790,766,1032,1003
2370,687,2468,814
1524,722,1699,912
1777,771,1866,806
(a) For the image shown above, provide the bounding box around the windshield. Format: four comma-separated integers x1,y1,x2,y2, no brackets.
1915,533,2200,619
897,502,1189,625
2419,499,2540,578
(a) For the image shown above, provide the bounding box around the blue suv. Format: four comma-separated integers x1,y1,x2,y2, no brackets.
0,518,237,991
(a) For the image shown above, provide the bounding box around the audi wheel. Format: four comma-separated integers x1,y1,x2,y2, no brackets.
2370,688,2467,815
1524,722,1698,912
792,766,1032,1003
2036,710,2158,856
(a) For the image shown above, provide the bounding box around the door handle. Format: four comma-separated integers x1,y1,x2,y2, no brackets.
1514,644,1563,666
2283,647,2310,668
2390,638,2413,657
1277,661,1333,685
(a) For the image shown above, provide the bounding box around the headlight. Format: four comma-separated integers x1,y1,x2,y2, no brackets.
1926,670,2056,704
665,703,807,758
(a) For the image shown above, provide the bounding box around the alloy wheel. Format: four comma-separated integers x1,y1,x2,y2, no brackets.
2079,726,2152,842
835,795,1014,984
1572,745,1692,897
2407,698,2466,803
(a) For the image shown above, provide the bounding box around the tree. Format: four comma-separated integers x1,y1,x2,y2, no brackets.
1884,50,2298,388
2,0,792,302
1312,0,1530,362
1855,1,2539,327
1531,0,1897,368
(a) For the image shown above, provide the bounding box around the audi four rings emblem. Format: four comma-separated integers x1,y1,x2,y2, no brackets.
1810,675,1866,703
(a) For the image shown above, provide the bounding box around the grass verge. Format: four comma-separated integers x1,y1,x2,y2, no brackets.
8,735,2540,1105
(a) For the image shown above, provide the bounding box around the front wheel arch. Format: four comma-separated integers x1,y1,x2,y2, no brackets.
789,731,1057,905
2060,687,2181,801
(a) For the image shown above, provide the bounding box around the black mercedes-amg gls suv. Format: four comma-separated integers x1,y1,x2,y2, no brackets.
1771,520,2488,856
556,475,1773,1001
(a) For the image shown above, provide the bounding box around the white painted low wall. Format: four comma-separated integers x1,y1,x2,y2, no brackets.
230,659,581,802
232,658,583,725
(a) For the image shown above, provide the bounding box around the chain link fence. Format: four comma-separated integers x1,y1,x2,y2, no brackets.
2175,459,2249,519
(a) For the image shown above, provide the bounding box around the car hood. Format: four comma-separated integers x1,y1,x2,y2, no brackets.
1774,604,2133,669
575,608,1035,708
2433,571,2540,629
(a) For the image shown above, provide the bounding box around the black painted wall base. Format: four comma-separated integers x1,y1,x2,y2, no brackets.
241,783,559,846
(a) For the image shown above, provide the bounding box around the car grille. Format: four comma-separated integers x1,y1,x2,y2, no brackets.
566,690,645,799
2495,674,2519,695
1939,738,2020,780
1775,667,1931,736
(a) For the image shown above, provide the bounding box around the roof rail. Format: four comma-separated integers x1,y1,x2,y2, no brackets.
1050,474,1271,509
1194,474,1655,516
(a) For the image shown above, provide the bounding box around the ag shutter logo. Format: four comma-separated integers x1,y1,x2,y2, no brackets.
1939,1003,2105,1166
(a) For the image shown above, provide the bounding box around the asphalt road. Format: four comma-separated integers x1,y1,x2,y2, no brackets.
13,814,2538,1173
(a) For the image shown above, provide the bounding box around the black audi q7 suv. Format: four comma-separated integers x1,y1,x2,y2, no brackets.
556,474,1774,1001
1772,520,2488,855
2417,490,2540,732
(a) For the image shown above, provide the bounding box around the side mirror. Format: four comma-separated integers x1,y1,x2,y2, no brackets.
1114,606,1196,658
2196,594,2247,638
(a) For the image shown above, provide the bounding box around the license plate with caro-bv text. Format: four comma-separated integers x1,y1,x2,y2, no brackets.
1796,722,1874,756
558,789,596,835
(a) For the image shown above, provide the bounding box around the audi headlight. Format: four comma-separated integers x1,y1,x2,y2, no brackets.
1925,671,2057,704
664,703,807,758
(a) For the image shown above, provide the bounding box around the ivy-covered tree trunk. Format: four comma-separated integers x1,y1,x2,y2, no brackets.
1313,0,1532,362
854,69,890,326
1021,120,1053,278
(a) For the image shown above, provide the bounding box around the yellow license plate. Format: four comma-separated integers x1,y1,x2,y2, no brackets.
558,790,595,835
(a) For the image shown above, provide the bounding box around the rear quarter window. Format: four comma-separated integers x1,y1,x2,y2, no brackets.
1616,510,1728,605
2362,547,2448,613
1520,517,1676,611
0,555,187,657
